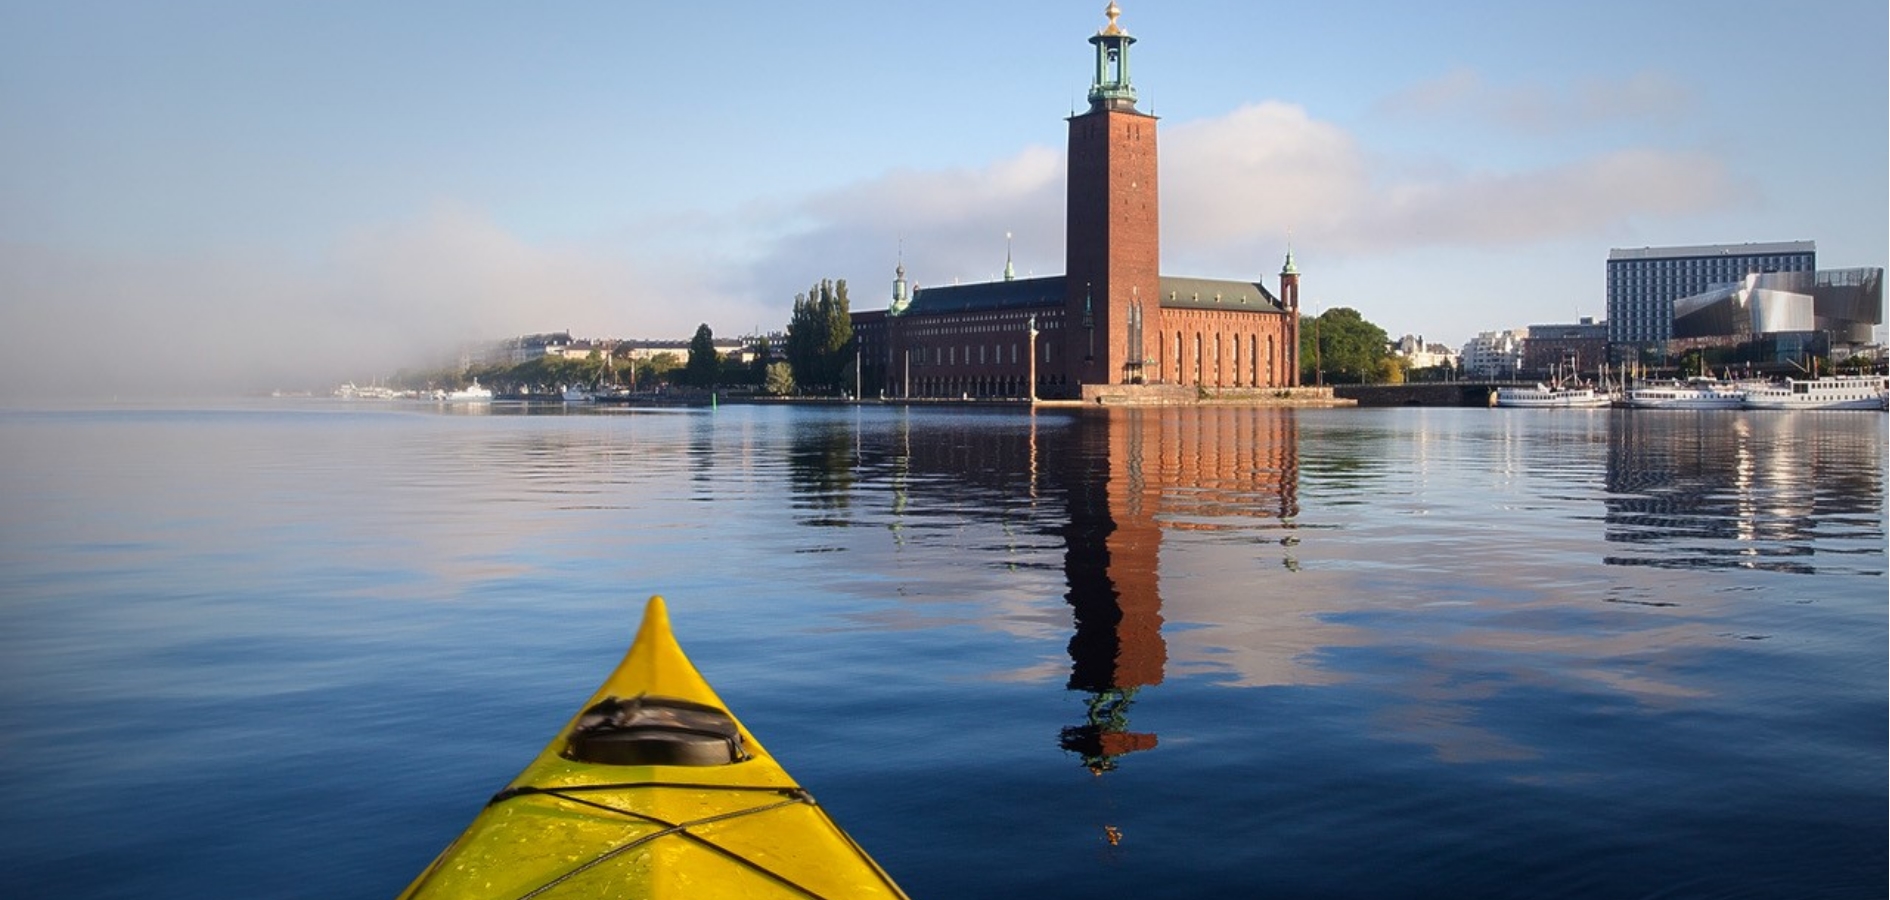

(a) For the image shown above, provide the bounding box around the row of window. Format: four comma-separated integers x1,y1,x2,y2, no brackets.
904,314,1062,340
897,330,1292,388
1609,254,1811,276
1159,331,1285,387
908,343,1045,367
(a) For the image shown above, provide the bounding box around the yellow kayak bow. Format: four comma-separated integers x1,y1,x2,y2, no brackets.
397,596,910,899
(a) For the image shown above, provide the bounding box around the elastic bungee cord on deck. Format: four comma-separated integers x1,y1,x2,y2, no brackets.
490,782,866,900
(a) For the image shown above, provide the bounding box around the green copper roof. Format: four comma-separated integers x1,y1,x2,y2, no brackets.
1086,3,1138,112
1158,276,1284,312
896,274,1285,317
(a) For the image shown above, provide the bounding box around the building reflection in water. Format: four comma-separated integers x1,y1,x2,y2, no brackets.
1604,412,1886,574
792,405,1302,773
1050,408,1300,772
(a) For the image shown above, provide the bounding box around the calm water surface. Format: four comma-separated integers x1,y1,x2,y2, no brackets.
1,401,1884,899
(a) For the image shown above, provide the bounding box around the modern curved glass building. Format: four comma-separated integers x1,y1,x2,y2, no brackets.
1609,241,1882,361
1607,241,1817,345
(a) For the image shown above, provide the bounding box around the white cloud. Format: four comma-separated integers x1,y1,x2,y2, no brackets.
1159,101,1741,265
1159,101,1369,269
1351,148,1745,247
731,99,1741,300
734,146,1067,303
1378,67,1696,133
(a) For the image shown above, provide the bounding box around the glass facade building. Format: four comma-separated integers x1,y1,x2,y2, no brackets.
1606,241,1816,345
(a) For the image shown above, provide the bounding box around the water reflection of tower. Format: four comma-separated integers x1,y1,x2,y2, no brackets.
1056,408,1303,773
1058,410,1165,773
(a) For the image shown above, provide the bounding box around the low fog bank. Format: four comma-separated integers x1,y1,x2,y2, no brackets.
0,210,732,403
1,245,505,402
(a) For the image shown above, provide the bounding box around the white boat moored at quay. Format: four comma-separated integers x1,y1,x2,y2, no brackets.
1740,374,1888,411
1494,382,1614,408
1620,377,1752,410
435,379,494,403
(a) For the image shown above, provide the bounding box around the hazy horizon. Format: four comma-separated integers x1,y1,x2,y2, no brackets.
4,1,1884,401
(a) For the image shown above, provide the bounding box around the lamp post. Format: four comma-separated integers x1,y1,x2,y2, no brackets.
1313,309,1323,387
1027,315,1038,404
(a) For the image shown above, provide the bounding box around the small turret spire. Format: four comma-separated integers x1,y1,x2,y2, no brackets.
1004,232,1016,281
890,244,910,315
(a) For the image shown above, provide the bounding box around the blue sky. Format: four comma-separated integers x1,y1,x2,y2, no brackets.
2,0,1884,397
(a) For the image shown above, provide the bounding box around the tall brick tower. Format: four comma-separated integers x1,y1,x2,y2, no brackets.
1065,2,1158,390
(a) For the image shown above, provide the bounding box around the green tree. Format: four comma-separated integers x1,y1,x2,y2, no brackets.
749,335,774,384
685,323,720,387
1678,348,1707,379
1300,307,1391,384
823,280,854,392
786,279,854,395
583,350,612,388
638,352,683,386
720,353,759,386
512,354,593,393
1377,355,1407,385
764,361,797,396
601,357,625,392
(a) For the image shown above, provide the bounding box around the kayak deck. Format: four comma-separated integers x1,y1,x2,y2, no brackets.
397,596,909,899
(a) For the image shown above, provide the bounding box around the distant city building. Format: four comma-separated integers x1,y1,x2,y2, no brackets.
546,339,610,360
1460,329,1526,380
1606,241,1816,347
1523,317,1609,378
614,338,747,364
1389,334,1458,371
461,332,574,368
524,335,756,365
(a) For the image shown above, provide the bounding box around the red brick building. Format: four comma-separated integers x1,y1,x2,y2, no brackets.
858,3,1301,400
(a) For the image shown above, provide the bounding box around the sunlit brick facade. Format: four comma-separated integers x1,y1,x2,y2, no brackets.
862,4,1300,400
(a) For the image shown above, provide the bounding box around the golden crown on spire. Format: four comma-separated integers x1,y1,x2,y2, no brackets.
1100,2,1124,36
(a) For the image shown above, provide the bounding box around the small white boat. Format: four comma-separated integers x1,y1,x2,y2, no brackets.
335,381,404,400
561,384,594,403
436,379,494,403
1494,382,1613,408
1741,375,1888,411
1620,377,1750,410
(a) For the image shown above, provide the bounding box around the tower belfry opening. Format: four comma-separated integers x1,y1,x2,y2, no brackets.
1088,1,1138,112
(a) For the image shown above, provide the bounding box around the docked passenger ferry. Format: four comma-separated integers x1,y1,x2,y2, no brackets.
1619,377,1751,410
1493,382,1614,408
1741,375,1888,411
